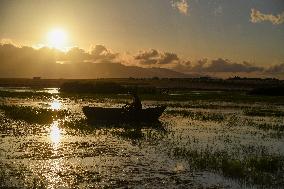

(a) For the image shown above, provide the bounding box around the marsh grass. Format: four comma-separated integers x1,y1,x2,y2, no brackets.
172,147,284,186
245,120,284,134
0,105,70,124
166,110,225,122
0,91,52,99
244,108,284,117
255,123,284,132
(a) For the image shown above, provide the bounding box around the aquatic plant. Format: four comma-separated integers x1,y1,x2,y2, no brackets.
172,147,284,186
0,105,70,124
0,90,52,99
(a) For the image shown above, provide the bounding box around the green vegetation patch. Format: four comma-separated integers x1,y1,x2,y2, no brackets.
0,105,70,124
166,110,225,122
172,147,284,186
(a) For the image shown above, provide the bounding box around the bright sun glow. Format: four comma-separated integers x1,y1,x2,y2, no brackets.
47,28,68,50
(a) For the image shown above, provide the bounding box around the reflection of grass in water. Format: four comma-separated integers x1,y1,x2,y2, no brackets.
166,110,225,122
113,129,144,140
62,118,166,136
244,108,284,117
0,105,70,124
172,147,284,186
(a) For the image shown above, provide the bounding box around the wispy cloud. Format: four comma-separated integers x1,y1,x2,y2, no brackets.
250,8,284,25
172,0,189,15
214,5,223,16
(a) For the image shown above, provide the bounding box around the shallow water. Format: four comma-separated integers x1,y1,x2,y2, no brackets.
0,88,283,188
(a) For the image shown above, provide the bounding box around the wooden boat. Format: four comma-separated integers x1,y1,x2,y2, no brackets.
82,106,166,122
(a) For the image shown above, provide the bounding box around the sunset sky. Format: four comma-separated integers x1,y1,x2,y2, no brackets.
0,0,284,78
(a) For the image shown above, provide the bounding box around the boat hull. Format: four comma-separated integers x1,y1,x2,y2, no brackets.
82,106,166,122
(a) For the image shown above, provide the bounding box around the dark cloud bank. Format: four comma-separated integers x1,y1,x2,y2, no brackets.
0,43,283,79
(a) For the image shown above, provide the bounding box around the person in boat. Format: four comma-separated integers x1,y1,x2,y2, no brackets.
124,91,142,111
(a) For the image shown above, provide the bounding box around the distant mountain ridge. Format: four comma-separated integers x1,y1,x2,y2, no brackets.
0,62,191,78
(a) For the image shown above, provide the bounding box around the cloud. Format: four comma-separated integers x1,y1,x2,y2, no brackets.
204,59,264,73
90,45,118,63
172,61,192,73
266,63,284,73
172,0,189,15
134,49,265,74
214,5,223,16
135,49,179,66
172,58,265,74
65,47,89,62
1,42,284,79
0,38,22,47
250,8,284,25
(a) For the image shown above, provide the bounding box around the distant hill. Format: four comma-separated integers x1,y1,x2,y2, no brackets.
0,62,191,78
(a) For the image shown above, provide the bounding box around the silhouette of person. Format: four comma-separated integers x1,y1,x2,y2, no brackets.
129,91,142,110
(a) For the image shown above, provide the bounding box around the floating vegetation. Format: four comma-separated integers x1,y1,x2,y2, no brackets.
0,105,70,124
171,147,284,186
166,110,225,122
243,108,284,117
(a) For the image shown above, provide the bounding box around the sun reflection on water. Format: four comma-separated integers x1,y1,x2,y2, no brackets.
50,121,61,149
50,100,62,110
46,88,59,94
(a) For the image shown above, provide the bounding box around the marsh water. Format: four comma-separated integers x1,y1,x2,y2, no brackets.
0,88,283,188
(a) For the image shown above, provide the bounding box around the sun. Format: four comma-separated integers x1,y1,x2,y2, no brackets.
47,28,68,50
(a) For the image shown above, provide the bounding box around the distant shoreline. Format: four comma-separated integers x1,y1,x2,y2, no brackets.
0,77,283,92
